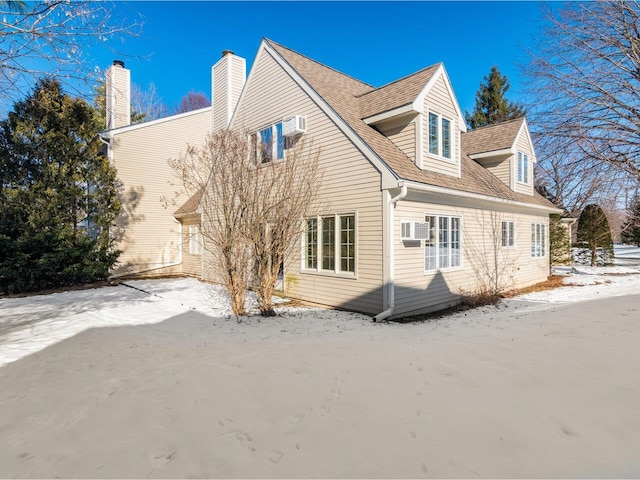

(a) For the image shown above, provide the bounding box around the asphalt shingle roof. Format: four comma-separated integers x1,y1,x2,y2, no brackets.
463,117,525,156
262,40,556,210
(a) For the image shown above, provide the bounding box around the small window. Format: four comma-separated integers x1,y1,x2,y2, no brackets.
340,214,355,273
428,112,453,160
253,122,287,165
188,225,201,255
502,220,515,247
518,152,530,184
531,223,546,257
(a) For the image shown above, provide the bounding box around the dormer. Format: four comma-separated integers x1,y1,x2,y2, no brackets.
462,117,536,196
359,63,466,179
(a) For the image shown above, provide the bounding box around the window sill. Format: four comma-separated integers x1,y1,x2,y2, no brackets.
424,266,463,275
301,269,357,279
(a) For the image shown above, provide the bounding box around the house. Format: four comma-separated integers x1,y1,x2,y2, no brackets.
101,39,561,320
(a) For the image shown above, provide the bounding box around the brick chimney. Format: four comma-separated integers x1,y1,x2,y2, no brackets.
212,50,246,132
105,60,131,130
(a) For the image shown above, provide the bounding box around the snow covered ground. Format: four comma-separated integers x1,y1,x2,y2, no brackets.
0,245,639,478
2,246,639,369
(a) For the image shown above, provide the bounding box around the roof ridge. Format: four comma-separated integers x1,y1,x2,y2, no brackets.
463,116,525,134
356,62,442,98
264,38,375,90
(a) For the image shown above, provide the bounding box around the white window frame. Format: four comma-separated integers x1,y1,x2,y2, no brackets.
517,151,530,184
251,122,287,165
427,111,454,161
303,213,356,276
188,225,201,255
531,222,546,258
423,213,463,273
501,220,516,248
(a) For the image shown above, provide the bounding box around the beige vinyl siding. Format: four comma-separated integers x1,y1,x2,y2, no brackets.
422,75,460,177
514,130,534,196
230,56,245,107
180,215,202,277
110,110,211,276
393,194,549,317
213,64,228,132
228,49,384,315
482,156,512,189
377,117,416,164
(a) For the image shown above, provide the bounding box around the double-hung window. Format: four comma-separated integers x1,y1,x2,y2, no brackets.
305,214,356,274
253,122,286,164
531,223,546,257
517,152,530,184
424,214,461,272
428,112,453,160
502,220,515,247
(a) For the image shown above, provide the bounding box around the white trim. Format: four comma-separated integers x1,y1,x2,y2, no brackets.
101,107,211,137
362,103,419,125
468,148,514,160
415,112,424,170
423,213,464,274
516,118,537,163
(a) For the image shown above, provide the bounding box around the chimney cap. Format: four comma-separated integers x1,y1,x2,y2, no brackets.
222,50,234,58
112,59,125,68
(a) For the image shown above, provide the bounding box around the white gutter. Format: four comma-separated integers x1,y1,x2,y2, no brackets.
373,182,408,322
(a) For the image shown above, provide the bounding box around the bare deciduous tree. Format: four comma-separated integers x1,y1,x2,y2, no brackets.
168,128,321,316
245,136,321,316
533,134,630,216
525,1,640,179
174,91,211,114
0,1,141,108
462,211,519,302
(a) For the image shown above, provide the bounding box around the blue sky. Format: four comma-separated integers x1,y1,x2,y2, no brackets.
91,1,549,115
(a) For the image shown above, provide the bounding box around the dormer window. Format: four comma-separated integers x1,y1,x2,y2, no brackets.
517,151,530,184
428,112,452,160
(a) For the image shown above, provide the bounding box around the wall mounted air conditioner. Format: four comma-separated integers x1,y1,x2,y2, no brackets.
401,221,430,241
282,115,306,136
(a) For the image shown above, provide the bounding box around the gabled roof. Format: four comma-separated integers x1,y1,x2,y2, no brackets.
358,64,440,120
264,40,556,210
174,189,203,218
463,117,525,156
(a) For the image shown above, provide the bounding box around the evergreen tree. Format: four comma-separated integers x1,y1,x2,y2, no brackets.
549,214,572,265
0,79,121,294
621,198,640,247
465,66,526,129
576,204,614,266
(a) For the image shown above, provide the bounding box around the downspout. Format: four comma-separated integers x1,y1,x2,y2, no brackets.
373,182,408,322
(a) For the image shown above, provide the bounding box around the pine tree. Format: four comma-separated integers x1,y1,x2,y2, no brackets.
621,198,640,247
0,79,121,294
465,66,526,129
576,204,614,266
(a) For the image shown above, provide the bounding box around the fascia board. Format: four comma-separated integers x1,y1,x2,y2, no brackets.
402,180,564,214
468,148,514,160
362,103,419,125
263,41,399,189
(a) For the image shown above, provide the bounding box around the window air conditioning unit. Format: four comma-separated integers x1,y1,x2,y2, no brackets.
282,115,306,137
401,221,430,241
